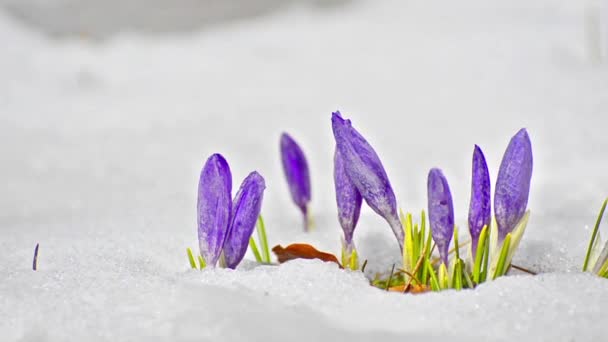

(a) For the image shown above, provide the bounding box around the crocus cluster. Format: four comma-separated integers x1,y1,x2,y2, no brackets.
427,128,533,268
198,153,266,269
280,133,312,231
331,111,404,252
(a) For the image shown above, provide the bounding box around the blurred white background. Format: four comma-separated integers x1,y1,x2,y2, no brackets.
1,1,607,341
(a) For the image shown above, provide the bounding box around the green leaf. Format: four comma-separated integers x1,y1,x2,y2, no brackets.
257,215,271,263
481,230,490,283
489,212,529,278
198,255,207,270
583,198,607,272
492,233,511,279
401,209,415,273
439,263,449,290
341,245,359,270
452,260,463,290
505,211,530,267
187,248,197,269
422,223,433,283
351,249,359,270
473,225,489,284
426,260,440,291
249,237,263,263
462,262,474,289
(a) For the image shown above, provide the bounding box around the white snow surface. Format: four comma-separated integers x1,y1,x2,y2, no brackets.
1,0,608,341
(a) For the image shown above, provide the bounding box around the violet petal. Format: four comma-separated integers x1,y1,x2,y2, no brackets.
334,149,363,247
494,128,533,241
331,111,403,250
280,133,311,226
427,168,454,265
197,153,232,267
468,145,491,257
223,171,266,269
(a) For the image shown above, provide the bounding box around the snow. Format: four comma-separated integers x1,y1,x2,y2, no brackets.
1,0,608,341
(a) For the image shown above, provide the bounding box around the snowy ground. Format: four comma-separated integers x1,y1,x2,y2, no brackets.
1,0,608,341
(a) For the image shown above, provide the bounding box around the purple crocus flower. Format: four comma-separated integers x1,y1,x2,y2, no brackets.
280,133,312,230
427,168,454,266
468,145,491,257
331,111,403,250
197,154,232,267
494,128,533,241
334,149,363,251
223,172,266,269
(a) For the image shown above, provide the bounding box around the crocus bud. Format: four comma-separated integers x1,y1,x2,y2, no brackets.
331,111,403,250
427,168,454,266
223,172,266,269
280,133,312,230
334,149,362,249
468,145,491,257
494,128,533,241
197,154,232,267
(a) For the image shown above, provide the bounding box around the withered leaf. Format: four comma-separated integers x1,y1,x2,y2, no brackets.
387,284,430,294
272,243,342,268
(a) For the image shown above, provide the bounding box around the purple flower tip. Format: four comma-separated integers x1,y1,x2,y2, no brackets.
468,145,491,257
494,128,533,241
334,149,363,247
280,133,311,225
197,153,233,267
223,171,266,269
331,111,403,250
427,168,454,265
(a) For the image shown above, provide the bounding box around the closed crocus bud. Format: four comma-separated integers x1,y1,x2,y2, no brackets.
494,128,533,241
198,154,232,267
223,172,266,269
331,111,403,250
468,145,491,258
334,149,363,250
280,133,312,230
427,168,454,266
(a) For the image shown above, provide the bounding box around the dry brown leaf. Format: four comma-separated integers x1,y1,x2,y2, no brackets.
387,284,431,294
272,243,342,268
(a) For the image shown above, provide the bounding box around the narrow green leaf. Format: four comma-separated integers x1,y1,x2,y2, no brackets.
405,213,415,273
462,262,474,288
417,222,426,280
426,260,440,291
187,248,197,269
583,199,608,272
350,249,359,270
249,237,263,263
493,234,512,279
257,215,271,263
505,211,530,268
412,220,419,263
341,245,359,270
422,228,433,284
452,260,462,290
481,228,490,283
473,225,489,284
198,255,207,270
596,255,608,276
439,263,449,290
